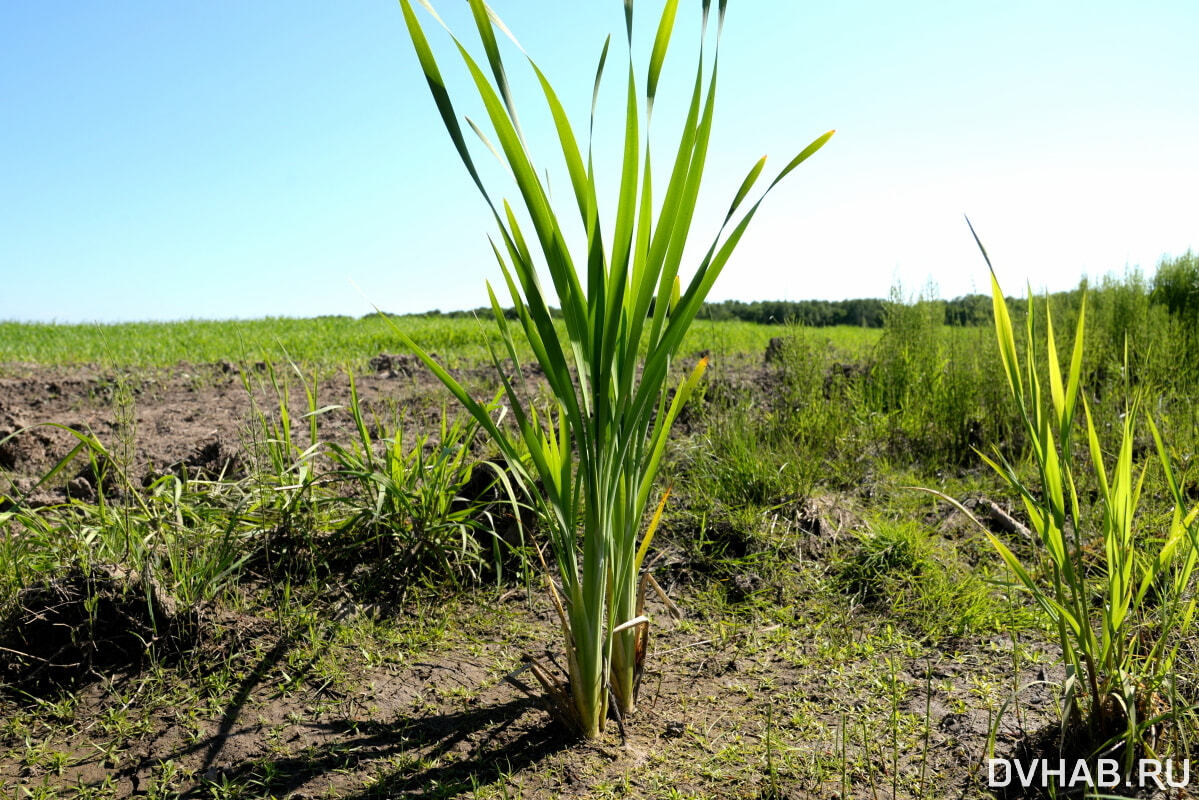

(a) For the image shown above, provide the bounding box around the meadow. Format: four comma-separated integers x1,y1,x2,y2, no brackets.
2,257,1198,798
0,317,862,371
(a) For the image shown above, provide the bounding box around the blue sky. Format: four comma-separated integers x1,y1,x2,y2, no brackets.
2,1,1196,323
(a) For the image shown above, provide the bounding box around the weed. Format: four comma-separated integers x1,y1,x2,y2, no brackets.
327,377,523,596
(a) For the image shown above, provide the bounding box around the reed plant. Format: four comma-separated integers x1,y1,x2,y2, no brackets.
969,225,1199,767
392,0,831,737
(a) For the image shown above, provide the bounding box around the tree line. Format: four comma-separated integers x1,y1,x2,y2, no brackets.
389,251,1198,329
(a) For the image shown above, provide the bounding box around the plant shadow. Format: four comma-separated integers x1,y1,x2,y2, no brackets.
195,694,568,798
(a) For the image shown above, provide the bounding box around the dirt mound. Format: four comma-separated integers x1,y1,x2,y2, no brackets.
0,563,192,696
0,362,458,505
160,434,245,482
368,352,421,376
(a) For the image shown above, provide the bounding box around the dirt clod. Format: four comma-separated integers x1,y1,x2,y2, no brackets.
369,352,420,376
0,563,190,695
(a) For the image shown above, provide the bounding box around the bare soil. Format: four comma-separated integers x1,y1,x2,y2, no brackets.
0,360,462,505
0,584,1063,799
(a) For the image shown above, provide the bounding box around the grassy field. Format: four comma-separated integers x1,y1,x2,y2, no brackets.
2,269,1199,798
0,317,882,369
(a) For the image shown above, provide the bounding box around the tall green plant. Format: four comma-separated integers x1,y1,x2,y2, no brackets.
968,223,1199,767
392,0,831,738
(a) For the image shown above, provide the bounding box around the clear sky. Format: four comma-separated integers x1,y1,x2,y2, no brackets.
2,1,1196,323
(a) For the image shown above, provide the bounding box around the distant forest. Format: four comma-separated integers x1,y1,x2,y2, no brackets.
400,251,1199,329
409,294,989,327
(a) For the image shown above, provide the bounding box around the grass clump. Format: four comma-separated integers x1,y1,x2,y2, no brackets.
962,225,1199,775
688,399,811,508
867,286,1013,467
392,0,831,740
838,519,1004,642
326,375,524,597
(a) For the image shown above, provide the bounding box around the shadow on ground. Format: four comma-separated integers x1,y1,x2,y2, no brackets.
197,694,565,798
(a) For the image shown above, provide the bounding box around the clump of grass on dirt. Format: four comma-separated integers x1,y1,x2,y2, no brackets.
325,374,526,597
392,0,832,739
963,243,1199,777
837,518,1007,642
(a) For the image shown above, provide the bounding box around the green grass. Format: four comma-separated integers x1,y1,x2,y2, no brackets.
0,315,507,368
0,317,879,369
393,0,834,739
836,518,1013,642
963,263,1199,768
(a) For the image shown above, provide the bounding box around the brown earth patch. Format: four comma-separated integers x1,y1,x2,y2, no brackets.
0,360,489,504
0,581,1067,799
